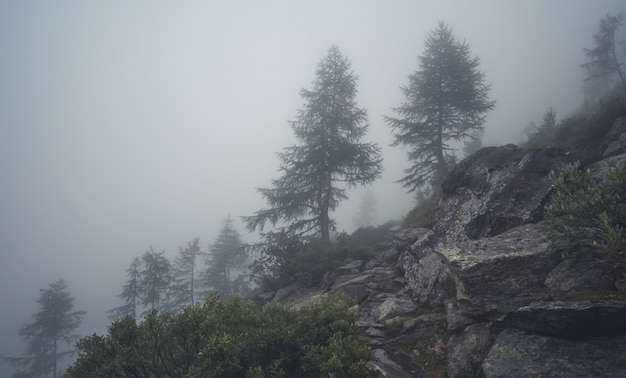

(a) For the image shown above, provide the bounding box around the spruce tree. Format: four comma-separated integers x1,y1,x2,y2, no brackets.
244,45,383,245
385,21,495,193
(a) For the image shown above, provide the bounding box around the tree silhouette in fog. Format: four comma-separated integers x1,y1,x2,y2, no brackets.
6,279,84,378
386,21,495,194
244,45,382,246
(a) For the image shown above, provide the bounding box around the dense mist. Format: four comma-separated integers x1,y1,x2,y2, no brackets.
1,1,624,375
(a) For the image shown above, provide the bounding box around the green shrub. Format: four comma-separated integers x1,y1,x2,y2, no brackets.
403,194,438,228
522,91,626,162
546,160,626,259
554,91,626,163
249,236,336,291
67,293,377,378
250,224,396,291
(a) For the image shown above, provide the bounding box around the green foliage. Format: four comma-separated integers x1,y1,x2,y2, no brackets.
244,45,383,246
403,194,438,228
569,290,626,301
67,293,376,378
250,224,393,291
556,91,626,162
384,318,404,338
522,91,626,161
546,160,626,259
385,20,495,193
411,335,448,378
249,236,336,290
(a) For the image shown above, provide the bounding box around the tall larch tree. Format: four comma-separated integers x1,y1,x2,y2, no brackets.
140,247,172,312
7,279,85,378
108,257,143,321
244,45,383,245
582,12,625,90
202,216,246,297
170,237,202,310
385,21,495,194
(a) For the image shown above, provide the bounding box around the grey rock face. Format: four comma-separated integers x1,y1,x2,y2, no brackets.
447,323,494,378
545,257,616,299
437,145,570,243
493,300,626,338
483,328,626,378
252,119,626,376
602,116,626,158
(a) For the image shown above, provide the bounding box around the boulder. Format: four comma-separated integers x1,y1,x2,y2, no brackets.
399,238,456,307
374,296,418,321
437,145,570,243
402,222,560,316
447,323,494,378
545,256,616,299
601,116,626,158
482,328,626,378
493,300,626,338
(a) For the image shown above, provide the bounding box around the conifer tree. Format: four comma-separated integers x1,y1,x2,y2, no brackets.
6,279,84,378
202,216,246,297
108,257,143,320
170,238,202,310
140,247,171,312
582,12,625,88
353,190,377,228
385,21,495,193
244,45,383,245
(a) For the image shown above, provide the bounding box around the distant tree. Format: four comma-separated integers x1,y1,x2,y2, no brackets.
524,106,558,146
524,121,539,140
244,45,383,245
108,257,143,321
353,190,377,228
385,21,495,193
170,237,202,310
463,130,484,157
540,106,557,133
202,216,247,297
582,12,625,89
6,279,85,378
140,247,171,312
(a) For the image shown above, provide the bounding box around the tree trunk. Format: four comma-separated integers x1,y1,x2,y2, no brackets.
320,170,332,246
52,337,57,378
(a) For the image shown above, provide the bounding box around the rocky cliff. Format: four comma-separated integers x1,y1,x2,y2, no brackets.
254,117,626,377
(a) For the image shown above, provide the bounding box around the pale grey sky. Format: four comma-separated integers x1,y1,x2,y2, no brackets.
1,1,624,374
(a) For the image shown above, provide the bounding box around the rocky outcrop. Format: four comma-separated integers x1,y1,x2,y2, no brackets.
482,329,626,378
253,116,626,377
395,117,626,376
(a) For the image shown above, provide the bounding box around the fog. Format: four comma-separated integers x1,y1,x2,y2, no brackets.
1,1,624,374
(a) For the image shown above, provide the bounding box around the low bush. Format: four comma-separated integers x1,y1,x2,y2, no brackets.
250,223,395,291
249,236,336,290
403,194,438,229
522,90,626,162
545,160,626,260
66,293,377,377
